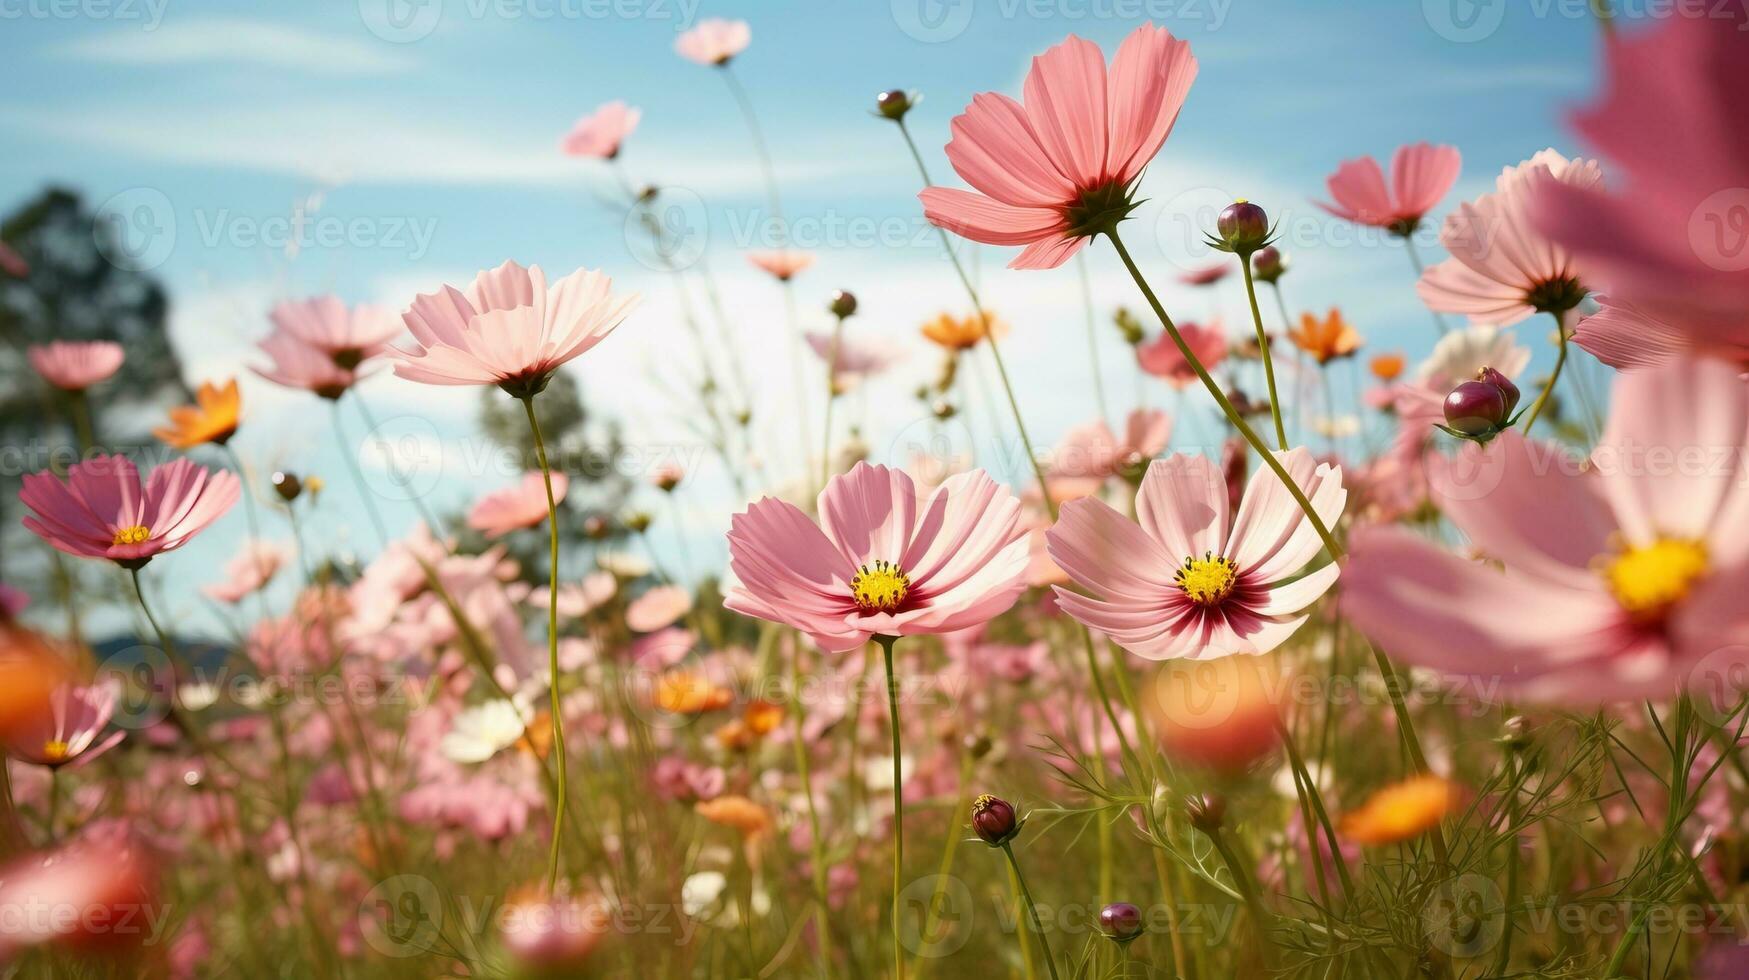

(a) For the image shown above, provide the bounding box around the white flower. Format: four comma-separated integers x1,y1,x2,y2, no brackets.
1414,325,1531,391
681,871,727,918
596,551,651,579
178,681,220,712
440,699,529,763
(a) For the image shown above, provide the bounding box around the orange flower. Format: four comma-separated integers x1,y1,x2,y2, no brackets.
1145,654,1283,773
1369,351,1406,382
1341,776,1458,845
920,311,1007,352
1288,309,1363,365
154,379,241,448
742,699,783,736
695,794,771,838
653,671,733,715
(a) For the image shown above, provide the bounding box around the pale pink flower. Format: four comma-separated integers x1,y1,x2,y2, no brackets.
203,539,287,603
1569,298,1692,371
1317,142,1462,233
675,17,749,66
2,678,124,768
267,296,401,368
806,330,900,387
1417,150,1598,326
1137,319,1227,389
1531,9,1749,367
27,341,124,392
920,24,1198,270
392,260,639,396
468,471,569,539
626,584,693,633
0,824,157,955
20,455,239,567
253,331,364,398
1342,357,1749,703
1178,263,1228,287
529,570,618,618
1047,450,1345,659
747,249,815,281
724,462,1029,652
561,100,640,159
1049,408,1171,480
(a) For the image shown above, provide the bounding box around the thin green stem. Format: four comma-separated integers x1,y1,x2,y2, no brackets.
820,313,846,489
1400,235,1449,336
329,402,389,550
1000,842,1061,980
1494,742,1521,974
1207,828,1278,971
1239,257,1288,450
878,634,905,980
789,647,835,976
1520,309,1569,437
1076,252,1110,426
522,395,570,894
1276,716,1353,899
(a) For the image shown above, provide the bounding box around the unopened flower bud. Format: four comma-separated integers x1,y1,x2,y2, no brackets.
1476,366,1521,417
1213,199,1271,254
931,399,956,421
828,289,857,319
1186,793,1227,834
875,89,914,121
1114,307,1145,346
1251,246,1286,284
970,794,1019,846
271,471,301,502
1443,380,1509,437
582,515,611,540
653,464,683,493
1099,902,1145,943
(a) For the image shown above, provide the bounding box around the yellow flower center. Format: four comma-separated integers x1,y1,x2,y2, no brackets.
42,740,69,762
1175,553,1239,606
1601,538,1709,620
112,524,151,546
851,560,910,613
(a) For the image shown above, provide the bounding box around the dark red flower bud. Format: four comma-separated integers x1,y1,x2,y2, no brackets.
1186,793,1227,834
829,290,858,319
875,89,914,121
1099,902,1145,942
1215,200,1271,254
1251,246,1286,283
970,794,1019,846
1476,366,1520,416
1443,380,1509,436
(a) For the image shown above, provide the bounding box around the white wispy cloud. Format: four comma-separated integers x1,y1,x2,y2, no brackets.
47,18,417,75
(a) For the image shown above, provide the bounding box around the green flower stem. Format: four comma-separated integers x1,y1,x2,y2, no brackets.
878,634,906,980
999,841,1061,980
1400,234,1449,336
1238,256,1288,450
1520,309,1569,437
1275,716,1353,900
1206,827,1279,971
789,647,835,975
521,394,570,894
820,312,846,489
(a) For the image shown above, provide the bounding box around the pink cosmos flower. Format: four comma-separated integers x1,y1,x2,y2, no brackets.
253,331,364,398
1342,357,1749,703
561,101,641,160
1417,150,1598,326
919,24,1198,270
1531,9,1749,368
1317,142,1462,233
0,824,157,956
1568,298,1694,371
675,17,750,66
27,341,124,392
1046,450,1345,659
528,570,618,619
724,462,1029,652
468,471,570,539
0,240,26,278
268,296,401,368
806,330,900,388
627,584,693,633
203,539,287,603
392,260,639,397
20,455,239,567
1178,263,1228,287
1049,408,1171,480
2,678,124,768
1137,319,1227,389
747,249,815,281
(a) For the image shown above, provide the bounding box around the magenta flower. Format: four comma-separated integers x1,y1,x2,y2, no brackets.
1342,357,1749,703
1046,450,1345,659
268,296,401,369
561,101,640,160
0,240,27,278
1137,319,1227,389
675,17,749,66
919,24,1198,270
724,462,1029,652
1317,142,1462,234
20,455,239,568
1416,150,1598,326
253,330,365,399
391,260,639,397
3,678,124,769
468,471,570,539
1532,9,1749,368
28,341,124,392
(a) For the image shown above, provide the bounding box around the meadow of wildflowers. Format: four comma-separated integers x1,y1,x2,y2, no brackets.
3,4,1749,978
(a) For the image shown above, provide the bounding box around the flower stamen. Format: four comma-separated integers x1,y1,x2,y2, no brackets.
851,560,910,613
112,524,151,546
1601,537,1708,621
1175,552,1239,606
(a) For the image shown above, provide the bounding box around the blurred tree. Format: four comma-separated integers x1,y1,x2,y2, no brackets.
0,188,184,615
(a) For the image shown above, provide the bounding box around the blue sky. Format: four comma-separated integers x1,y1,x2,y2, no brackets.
1,0,1619,630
